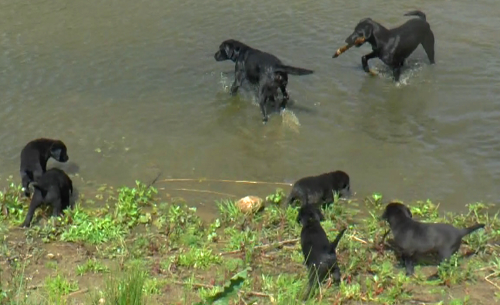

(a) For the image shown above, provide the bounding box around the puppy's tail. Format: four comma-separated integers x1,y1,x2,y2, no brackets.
28,182,48,197
275,64,314,76
330,227,347,251
460,223,485,237
404,10,427,21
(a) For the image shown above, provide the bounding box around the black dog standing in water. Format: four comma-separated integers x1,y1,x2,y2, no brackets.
20,138,69,197
286,170,351,208
298,204,347,300
21,168,73,228
214,39,314,123
340,10,435,82
381,202,485,276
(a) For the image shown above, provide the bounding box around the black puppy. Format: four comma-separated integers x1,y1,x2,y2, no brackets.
298,204,346,300
341,10,435,81
286,170,351,208
214,39,314,122
381,202,485,276
20,138,69,197
21,168,73,228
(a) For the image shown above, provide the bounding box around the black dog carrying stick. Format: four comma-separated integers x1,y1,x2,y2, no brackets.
332,37,365,58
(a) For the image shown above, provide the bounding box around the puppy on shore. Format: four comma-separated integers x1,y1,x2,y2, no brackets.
381,202,485,276
298,204,347,300
286,170,350,208
21,168,73,228
20,138,69,197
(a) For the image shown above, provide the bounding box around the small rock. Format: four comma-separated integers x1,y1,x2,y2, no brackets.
46,253,55,260
236,196,264,214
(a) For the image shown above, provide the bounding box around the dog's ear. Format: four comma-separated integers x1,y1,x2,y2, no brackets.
224,43,234,59
314,207,325,222
51,147,62,160
50,141,68,162
403,206,413,218
232,46,241,59
361,24,373,40
296,209,307,226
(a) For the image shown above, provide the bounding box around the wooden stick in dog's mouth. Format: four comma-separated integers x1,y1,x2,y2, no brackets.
332,37,366,58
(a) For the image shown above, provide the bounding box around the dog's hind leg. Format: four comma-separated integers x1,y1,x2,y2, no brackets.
402,254,415,276
421,31,435,64
302,267,319,300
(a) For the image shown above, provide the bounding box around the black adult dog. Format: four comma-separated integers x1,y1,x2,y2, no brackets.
340,10,435,82
214,39,314,123
298,204,347,300
381,202,485,276
20,138,69,197
21,168,73,228
286,170,351,208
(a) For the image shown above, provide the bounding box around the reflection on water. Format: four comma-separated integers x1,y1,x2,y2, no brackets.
0,0,499,214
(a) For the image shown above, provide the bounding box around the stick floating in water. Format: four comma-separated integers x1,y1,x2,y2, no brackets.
332,37,366,58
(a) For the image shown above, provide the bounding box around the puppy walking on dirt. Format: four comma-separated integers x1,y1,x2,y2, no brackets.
214,39,313,123
336,10,435,82
297,204,347,300
380,202,485,276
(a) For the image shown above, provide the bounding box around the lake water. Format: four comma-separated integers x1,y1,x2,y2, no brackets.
1,0,499,216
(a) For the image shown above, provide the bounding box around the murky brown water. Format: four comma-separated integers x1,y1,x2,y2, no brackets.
1,0,499,215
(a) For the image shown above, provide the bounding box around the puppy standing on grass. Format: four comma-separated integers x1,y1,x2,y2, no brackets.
297,204,347,300
21,168,73,228
20,138,69,197
381,202,485,276
337,10,435,82
286,170,351,208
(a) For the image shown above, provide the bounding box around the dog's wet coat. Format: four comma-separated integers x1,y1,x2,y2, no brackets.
340,10,435,82
214,39,313,123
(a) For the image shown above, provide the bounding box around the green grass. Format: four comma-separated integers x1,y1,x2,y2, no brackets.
0,179,499,304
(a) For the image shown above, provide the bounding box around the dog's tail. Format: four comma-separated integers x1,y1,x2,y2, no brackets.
28,182,48,198
330,227,347,251
275,64,314,76
404,10,426,21
460,223,485,237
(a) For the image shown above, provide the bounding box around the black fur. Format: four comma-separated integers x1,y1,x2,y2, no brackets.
286,170,351,208
298,204,346,300
381,202,485,276
342,10,435,82
214,39,313,123
20,138,69,197
21,168,73,228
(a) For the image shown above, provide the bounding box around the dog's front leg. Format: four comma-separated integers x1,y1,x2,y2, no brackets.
259,95,269,123
230,69,245,96
361,51,378,76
